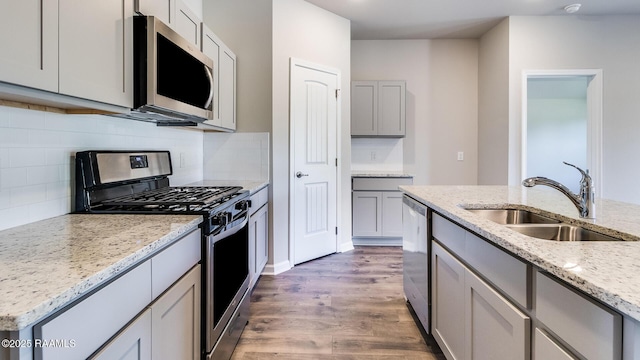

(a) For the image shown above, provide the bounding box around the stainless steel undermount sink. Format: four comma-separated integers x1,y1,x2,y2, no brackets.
466,208,622,241
465,208,560,225
505,224,621,241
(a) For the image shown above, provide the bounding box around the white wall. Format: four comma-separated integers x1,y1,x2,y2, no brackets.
0,106,203,231
272,0,352,270
351,40,478,185
507,16,640,203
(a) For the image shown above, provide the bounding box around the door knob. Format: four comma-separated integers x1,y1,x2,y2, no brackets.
296,171,309,178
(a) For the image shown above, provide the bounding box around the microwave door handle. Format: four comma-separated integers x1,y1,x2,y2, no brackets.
204,65,214,110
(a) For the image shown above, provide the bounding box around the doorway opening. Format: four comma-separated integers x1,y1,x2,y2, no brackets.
521,70,602,195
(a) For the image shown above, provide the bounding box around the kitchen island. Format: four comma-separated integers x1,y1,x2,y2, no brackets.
401,185,640,359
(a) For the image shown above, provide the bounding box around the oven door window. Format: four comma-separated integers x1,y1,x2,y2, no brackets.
213,224,249,326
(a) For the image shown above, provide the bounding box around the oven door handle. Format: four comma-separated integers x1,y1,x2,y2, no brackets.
209,212,249,245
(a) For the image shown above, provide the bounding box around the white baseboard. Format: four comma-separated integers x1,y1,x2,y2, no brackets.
351,237,402,246
338,240,354,253
262,260,292,275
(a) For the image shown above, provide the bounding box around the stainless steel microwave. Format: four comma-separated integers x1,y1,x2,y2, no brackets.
119,16,214,125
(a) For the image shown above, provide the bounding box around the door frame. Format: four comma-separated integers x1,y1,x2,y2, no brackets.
521,69,603,195
288,57,341,267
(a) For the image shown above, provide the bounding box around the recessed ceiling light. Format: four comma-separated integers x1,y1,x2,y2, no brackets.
564,3,582,14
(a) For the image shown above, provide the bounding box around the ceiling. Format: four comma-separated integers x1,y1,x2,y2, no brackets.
304,0,640,39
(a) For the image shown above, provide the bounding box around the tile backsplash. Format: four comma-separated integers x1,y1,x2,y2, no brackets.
351,137,404,172
203,132,269,181
0,105,204,231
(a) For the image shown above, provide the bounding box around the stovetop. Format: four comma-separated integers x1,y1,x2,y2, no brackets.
90,186,246,214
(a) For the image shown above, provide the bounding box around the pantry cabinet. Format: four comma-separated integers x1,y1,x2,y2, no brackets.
351,80,406,137
58,0,134,108
201,24,237,131
0,1,58,92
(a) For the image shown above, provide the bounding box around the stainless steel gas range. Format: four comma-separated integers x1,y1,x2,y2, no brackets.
75,150,250,360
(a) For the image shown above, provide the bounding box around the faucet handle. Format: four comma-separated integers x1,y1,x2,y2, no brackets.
563,161,591,182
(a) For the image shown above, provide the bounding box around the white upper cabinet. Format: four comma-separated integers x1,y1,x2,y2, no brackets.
58,0,134,108
351,80,406,137
136,0,201,47
135,0,175,27
201,24,236,131
175,0,201,47
0,0,58,93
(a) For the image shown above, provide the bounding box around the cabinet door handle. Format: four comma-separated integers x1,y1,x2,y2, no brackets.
296,171,309,178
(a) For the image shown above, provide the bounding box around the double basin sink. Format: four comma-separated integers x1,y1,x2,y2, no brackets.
466,208,621,241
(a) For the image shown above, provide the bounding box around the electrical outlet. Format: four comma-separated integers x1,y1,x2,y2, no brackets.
457,151,464,161
371,151,377,161
179,152,186,168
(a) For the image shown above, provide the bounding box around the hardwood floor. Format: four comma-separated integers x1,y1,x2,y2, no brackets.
231,246,445,359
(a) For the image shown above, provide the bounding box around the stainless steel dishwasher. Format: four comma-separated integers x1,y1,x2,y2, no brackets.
402,194,430,333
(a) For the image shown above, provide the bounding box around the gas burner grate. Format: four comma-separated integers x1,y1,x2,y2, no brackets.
101,186,242,209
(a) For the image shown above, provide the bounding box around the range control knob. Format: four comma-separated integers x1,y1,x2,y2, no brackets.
235,200,251,211
211,212,231,226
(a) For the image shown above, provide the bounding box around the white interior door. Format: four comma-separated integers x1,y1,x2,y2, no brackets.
290,59,338,265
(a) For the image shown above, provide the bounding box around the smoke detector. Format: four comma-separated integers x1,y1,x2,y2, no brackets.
564,3,582,13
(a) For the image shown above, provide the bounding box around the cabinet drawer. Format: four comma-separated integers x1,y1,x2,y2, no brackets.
432,213,466,256
151,230,201,299
534,328,576,360
464,232,529,308
352,177,413,191
536,271,622,360
250,186,269,214
36,261,152,359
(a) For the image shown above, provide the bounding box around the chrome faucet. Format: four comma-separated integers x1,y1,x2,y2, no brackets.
522,162,596,219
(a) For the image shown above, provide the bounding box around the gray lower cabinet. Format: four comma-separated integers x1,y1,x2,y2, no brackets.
432,242,465,360
352,177,413,240
92,264,200,360
430,212,624,360
432,242,530,360
534,328,576,360
465,268,530,360
150,264,201,360
90,309,152,360
249,186,269,289
33,230,201,360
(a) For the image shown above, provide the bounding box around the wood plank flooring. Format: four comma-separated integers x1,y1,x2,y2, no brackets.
231,246,445,359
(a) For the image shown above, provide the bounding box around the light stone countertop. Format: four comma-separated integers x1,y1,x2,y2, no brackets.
352,171,414,178
400,185,640,322
0,214,202,331
186,180,269,194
